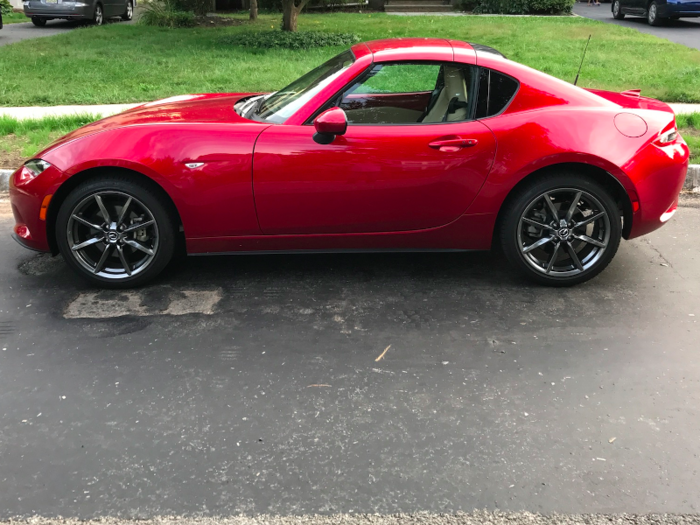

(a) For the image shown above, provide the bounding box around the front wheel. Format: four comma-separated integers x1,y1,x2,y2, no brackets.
647,1,663,25
499,173,622,287
612,0,625,18
56,175,176,288
31,16,47,26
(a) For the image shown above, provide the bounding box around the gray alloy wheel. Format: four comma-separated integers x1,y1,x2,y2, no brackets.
500,173,622,287
612,0,625,19
516,188,612,278
66,191,160,280
647,1,662,25
93,3,103,25
122,0,133,20
56,176,176,288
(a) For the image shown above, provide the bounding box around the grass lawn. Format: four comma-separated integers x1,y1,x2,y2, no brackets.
1,13,700,106
0,114,100,168
1,11,28,23
1,112,699,169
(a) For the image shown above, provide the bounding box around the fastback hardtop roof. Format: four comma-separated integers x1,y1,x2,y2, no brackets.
352,38,505,61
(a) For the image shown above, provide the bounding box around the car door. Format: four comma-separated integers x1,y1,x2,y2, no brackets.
252,61,497,235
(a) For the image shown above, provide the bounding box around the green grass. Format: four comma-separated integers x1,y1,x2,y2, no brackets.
2,13,700,106
1,11,28,23
678,112,700,162
0,114,100,166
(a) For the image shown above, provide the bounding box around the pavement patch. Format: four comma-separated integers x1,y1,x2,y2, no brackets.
3,514,700,525
63,288,222,319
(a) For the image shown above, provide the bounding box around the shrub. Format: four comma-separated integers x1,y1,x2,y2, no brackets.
474,0,573,13
219,30,360,49
1,0,14,15
172,0,210,15
140,0,196,27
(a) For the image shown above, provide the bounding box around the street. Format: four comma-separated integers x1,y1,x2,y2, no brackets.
572,1,700,51
1,195,699,517
0,18,131,47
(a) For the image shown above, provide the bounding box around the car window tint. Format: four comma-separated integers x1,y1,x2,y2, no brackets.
337,62,476,125
475,68,519,118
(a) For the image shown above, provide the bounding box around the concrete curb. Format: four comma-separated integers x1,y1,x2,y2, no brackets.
2,166,700,193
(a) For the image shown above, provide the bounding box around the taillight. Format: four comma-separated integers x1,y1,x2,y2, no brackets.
656,128,678,145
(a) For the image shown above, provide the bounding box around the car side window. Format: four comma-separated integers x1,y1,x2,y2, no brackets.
475,68,519,119
332,62,477,125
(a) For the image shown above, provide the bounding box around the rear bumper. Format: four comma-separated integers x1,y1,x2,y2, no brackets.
627,138,689,239
23,4,93,18
658,2,700,16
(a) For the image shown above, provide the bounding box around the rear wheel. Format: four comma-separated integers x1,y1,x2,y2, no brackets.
500,172,622,287
93,3,103,25
56,175,176,288
121,0,133,20
31,16,47,26
647,1,663,25
612,0,625,18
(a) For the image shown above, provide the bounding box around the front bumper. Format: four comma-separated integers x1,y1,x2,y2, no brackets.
9,163,64,254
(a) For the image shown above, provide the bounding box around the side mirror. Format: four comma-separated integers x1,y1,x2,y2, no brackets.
313,107,347,144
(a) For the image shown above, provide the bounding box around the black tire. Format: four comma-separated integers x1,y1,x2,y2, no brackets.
499,172,622,287
647,0,663,25
31,17,47,26
56,175,176,289
121,0,133,20
612,0,625,18
93,3,103,25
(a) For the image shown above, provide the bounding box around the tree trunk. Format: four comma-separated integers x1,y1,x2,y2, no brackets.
249,0,257,20
282,0,298,31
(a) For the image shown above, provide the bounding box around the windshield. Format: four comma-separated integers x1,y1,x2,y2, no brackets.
255,51,355,124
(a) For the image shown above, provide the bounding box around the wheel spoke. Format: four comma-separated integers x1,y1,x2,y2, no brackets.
574,234,607,248
573,211,606,229
124,239,154,256
543,193,560,222
522,217,554,231
93,245,112,274
523,236,554,254
117,197,132,227
115,244,132,276
122,219,155,234
565,241,584,272
72,214,103,231
71,236,103,252
564,191,582,223
545,243,561,274
94,194,111,223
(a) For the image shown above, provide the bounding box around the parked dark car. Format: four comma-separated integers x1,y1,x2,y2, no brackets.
612,0,700,25
0,10,3,29
22,0,133,26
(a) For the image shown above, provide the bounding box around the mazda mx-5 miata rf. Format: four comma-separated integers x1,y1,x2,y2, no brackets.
9,38,689,288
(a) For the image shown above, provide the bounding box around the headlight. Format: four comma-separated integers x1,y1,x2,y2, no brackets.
23,159,52,178
657,128,678,144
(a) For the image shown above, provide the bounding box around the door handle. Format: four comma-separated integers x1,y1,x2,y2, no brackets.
428,137,478,152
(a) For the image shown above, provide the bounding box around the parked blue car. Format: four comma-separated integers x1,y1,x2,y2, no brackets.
612,0,700,24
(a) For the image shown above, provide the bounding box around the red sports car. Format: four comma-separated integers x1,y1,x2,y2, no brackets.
9,38,689,288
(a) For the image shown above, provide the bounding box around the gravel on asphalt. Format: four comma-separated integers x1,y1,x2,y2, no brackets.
4,514,700,525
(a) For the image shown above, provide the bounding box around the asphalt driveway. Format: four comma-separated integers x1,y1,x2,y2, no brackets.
0,17,131,47
1,194,700,517
573,1,700,50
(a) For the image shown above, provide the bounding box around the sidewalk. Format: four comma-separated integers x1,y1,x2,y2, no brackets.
1,102,700,121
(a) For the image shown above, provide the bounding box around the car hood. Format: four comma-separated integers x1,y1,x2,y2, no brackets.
39,93,262,154
585,88,674,113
